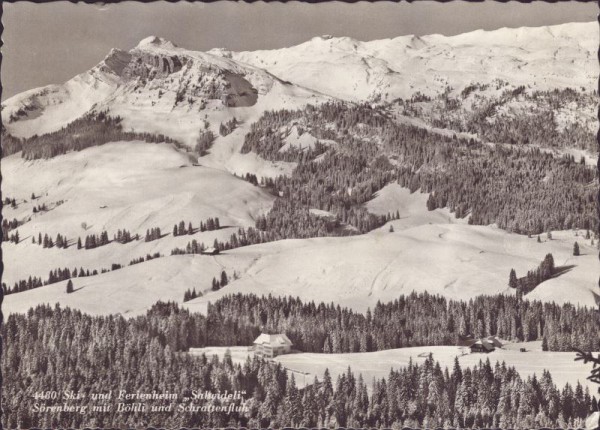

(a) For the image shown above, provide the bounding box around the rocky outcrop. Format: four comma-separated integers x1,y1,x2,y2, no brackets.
123,51,187,80
101,49,132,76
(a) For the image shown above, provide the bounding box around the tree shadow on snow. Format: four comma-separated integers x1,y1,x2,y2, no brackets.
550,264,576,279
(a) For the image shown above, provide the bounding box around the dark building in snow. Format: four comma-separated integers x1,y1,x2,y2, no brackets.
469,339,495,353
458,334,502,353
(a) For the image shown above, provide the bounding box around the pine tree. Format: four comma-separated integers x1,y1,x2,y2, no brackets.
509,269,518,289
573,242,580,256
220,271,229,287
66,279,74,294
389,225,394,233
542,336,548,351
516,288,523,301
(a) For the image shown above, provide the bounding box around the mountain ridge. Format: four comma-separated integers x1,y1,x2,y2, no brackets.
3,21,596,130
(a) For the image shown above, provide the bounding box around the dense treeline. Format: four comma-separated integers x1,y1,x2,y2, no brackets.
145,227,162,242
5,249,167,294
183,287,202,302
3,266,98,295
241,172,259,186
401,86,597,152
1,127,24,156
183,271,230,301
207,293,599,353
5,276,44,294
464,88,596,152
113,229,138,244
195,129,216,156
4,111,183,159
242,102,597,235
82,230,110,249
170,226,279,255
3,303,596,428
3,196,18,208
1,218,21,241
6,229,20,243
509,253,556,296
30,232,69,248
219,117,238,136
211,270,230,291
32,202,48,213
129,252,161,266
173,217,221,236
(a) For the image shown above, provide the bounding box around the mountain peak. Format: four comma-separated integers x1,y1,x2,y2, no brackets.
136,36,177,49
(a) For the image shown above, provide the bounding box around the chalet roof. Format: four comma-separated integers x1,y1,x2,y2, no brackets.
457,334,477,347
253,333,293,346
471,339,495,351
201,247,218,254
486,336,503,348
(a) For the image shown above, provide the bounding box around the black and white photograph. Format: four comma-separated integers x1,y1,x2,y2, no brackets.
1,1,599,428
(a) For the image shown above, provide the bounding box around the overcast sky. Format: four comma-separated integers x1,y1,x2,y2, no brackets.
1,1,597,100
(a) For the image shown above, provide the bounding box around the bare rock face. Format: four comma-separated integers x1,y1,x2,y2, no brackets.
112,42,259,108
221,72,258,107
101,49,133,76
122,52,187,81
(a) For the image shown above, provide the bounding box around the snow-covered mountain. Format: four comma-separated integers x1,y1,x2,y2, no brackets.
2,23,598,317
224,22,597,102
3,22,597,142
2,36,326,146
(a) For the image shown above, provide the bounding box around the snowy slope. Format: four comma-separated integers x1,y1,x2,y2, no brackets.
2,142,274,237
6,181,596,316
1,142,274,285
4,256,238,316
227,22,597,102
184,222,597,314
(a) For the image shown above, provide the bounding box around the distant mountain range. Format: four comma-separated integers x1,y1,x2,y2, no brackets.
2,22,597,145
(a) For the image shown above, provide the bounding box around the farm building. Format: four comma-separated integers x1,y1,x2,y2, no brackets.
253,333,293,358
470,339,496,353
486,336,503,348
200,247,219,255
457,334,476,347
458,334,502,353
